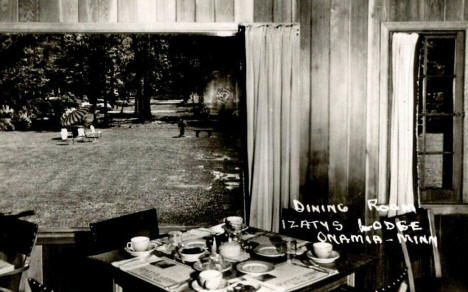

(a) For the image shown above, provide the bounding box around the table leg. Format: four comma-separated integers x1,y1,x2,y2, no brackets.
346,273,355,287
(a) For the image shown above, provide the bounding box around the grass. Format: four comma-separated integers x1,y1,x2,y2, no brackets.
0,122,244,228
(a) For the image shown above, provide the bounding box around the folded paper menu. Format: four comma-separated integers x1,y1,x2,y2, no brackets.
124,257,194,290
246,262,338,292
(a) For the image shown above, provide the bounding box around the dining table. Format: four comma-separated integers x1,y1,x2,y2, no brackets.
87,225,375,292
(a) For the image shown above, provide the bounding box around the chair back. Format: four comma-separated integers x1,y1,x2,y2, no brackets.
60,129,68,141
0,218,38,257
0,218,38,292
89,209,159,253
384,209,440,292
77,127,85,137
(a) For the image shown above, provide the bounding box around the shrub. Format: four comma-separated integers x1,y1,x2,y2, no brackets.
11,112,32,130
0,118,15,131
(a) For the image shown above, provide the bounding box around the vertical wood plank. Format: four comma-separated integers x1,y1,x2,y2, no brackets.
298,0,311,191
176,0,195,21
309,0,330,198
99,0,117,22
78,0,98,22
424,0,444,20
19,0,38,21
273,0,292,22
60,0,78,23
366,0,386,210
135,0,156,22
234,0,252,22
39,0,59,22
214,0,234,22
445,0,464,20
253,0,272,22
156,0,176,22
117,0,137,22
389,0,407,21
348,0,368,205
195,0,214,22
0,0,18,22
329,0,350,204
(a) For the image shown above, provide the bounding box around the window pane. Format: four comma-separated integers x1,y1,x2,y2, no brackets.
426,116,453,152
426,79,453,113
426,38,455,75
419,154,453,189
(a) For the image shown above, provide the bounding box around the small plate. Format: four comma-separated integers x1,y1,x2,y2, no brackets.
306,250,340,264
193,261,232,272
253,244,285,257
125,242,158,257
236,260,274,276
192,280,228,292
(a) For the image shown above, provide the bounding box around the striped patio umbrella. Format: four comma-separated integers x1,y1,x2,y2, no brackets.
60,107,89,127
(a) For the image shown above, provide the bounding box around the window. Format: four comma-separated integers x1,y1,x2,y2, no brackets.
416,32,464,203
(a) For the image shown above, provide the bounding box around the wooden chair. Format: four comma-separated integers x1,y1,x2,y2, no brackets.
393,209,456,292
0,218,38,292
89,208,160,254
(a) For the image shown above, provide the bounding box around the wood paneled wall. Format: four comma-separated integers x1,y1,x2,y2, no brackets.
0,0,258,23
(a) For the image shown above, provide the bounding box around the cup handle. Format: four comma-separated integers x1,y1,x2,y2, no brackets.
126,242,133,249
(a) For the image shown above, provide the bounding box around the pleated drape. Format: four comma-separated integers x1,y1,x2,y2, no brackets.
245,24,300,232
388,33,419,217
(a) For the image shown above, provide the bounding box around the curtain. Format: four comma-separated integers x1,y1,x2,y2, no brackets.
245,24,300,232
388,33,419,217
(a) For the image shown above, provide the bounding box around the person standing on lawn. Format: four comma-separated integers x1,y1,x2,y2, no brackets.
178,118,186,137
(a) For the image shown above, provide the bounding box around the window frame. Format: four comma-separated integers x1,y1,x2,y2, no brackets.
416,32,464,203
378,22,468,208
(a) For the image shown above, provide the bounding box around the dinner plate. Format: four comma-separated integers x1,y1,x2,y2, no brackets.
124,242,158,257
193,261,232,272
236,260,274,276
253,244,285,257
191,280,228,292
306,250,340,264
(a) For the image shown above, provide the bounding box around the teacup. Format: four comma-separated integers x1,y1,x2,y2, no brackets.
199,270,223,290
127,236,150,252
225,216,243,230
313,242,333,259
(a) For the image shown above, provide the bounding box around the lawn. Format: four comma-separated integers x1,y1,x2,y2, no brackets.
0,122,244,228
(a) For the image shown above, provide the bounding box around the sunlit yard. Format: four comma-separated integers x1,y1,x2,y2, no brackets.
0,123,243,228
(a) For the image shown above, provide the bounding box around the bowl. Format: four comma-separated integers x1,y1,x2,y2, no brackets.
179,246,207,262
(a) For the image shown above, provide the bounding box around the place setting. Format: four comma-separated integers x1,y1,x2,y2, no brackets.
305,242,340,265
124,236,159,258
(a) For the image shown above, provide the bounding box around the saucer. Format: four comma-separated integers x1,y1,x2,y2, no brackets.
125,242,158,257
236,260,274,276
191,280,228,292
253,244,285,258
306,250,340,264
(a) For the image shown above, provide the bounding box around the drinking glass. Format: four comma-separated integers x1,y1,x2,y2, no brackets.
285,239,297,263
168,230,182,248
